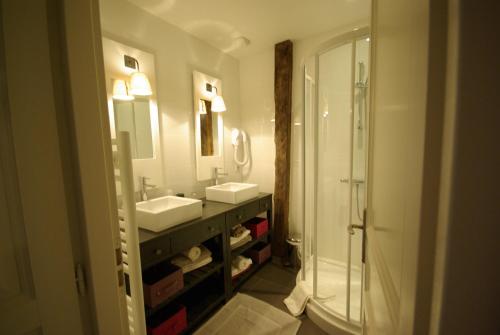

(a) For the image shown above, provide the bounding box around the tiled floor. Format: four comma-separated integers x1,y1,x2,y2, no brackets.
239,262,328,335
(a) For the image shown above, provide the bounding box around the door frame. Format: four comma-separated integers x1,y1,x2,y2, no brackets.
62,0,127,333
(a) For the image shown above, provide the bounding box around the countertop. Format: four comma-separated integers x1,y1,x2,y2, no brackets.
138,192,272,244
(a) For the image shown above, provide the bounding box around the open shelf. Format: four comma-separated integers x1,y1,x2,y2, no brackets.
180,277,225,334
230,231,269,257
145,260,224,317
231,258,271,292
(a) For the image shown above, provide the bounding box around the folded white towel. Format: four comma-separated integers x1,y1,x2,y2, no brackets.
232,255,252,270
181,246,201,262
231,256,252,277
283,281,311,316
171,245,212,273
230,229,251,246
230,235,252,250
180,256,213,274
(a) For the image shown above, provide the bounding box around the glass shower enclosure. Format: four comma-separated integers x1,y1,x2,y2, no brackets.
301,31,370,330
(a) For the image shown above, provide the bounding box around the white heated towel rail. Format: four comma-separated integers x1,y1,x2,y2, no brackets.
113,132,146,335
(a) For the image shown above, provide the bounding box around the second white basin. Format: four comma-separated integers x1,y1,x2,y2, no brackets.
206,182,259,204
136,196,202,232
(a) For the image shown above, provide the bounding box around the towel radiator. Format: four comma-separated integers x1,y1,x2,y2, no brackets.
113,132,146,335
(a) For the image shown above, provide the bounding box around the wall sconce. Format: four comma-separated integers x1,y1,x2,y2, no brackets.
198,99,207,114
112,79,134,101
124,55,152,96
206,83,226,112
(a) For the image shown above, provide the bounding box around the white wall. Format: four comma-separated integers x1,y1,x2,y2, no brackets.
100,0,242,197
239,50,275,193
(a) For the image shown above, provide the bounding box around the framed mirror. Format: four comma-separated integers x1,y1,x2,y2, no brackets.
193,71,224,181
103,36,164,189
199,99,221,157
113,98,154,159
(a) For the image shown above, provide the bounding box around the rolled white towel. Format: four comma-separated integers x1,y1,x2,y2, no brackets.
232,255,252,271
181,246,201,262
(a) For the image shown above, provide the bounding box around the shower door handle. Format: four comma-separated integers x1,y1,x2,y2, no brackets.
348,224,363,234
348,209,367,263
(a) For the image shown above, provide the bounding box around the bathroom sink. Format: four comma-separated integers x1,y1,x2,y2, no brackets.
136,196,202,232
205,182,259,204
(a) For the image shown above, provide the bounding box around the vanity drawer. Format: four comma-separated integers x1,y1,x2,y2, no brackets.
140,235,172,268
259,197,272,212
226,200,260,227
170,215,223,254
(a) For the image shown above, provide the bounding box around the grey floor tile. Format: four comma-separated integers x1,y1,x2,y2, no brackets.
298,317,329,335
250,277,294,295
254,263,297,288
242,263,328,335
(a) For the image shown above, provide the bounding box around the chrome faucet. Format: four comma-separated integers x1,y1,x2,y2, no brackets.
140,176,156,201
213,167,228,185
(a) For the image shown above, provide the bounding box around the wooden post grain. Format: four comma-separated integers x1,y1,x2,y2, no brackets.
273,40,293,260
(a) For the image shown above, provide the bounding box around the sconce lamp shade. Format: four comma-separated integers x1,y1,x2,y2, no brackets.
211,94,226,112
112,79,134,101
129,71,152,96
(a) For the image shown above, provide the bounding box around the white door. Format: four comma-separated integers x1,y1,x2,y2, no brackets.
363,0,445,333
0,1,86,333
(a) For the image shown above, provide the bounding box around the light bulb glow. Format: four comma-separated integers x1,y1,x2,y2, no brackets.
112,79,134,101
129,72,152,96
211,95,226,112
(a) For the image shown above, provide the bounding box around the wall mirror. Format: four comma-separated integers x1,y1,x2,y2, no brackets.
113,98,154,159
193,71,224,181
199,99,220,156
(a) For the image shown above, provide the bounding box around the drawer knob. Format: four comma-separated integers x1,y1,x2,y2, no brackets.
209,226,215,232
237,214,243,220
154,248,163,256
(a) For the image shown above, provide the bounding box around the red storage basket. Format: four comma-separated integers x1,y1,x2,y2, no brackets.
244,217,268,239
247,242,271,265
147,305,187,335
143,263,184,308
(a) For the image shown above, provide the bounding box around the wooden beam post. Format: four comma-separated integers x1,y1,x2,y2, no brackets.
273,40,293,260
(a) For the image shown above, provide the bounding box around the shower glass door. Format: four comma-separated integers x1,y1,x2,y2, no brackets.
315,41,353,318
312,35,369,323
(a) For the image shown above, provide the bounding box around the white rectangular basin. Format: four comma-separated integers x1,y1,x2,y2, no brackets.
206,182,259,204
136,196,202,232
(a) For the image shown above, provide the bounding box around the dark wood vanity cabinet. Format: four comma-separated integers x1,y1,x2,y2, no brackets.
138,193,273,333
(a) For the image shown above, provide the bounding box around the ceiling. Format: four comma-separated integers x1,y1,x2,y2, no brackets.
127,0,370,58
